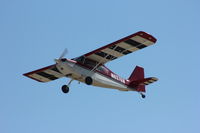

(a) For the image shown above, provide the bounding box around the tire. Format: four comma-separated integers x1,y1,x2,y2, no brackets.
85,76,93,85
61,85,69,93
141,94,146,98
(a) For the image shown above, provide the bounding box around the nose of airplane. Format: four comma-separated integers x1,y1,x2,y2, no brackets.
54,59,59,64
54,58,67,64
60,58,67,62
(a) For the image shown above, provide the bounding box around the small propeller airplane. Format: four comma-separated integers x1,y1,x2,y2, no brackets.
23,31,158,98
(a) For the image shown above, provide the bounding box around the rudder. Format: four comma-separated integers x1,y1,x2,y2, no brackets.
128,66,144,81
128,66,158,92
128,66,145,92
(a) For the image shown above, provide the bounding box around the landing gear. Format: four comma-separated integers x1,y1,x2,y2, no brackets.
61,85,69,93
140,93,146,99
85,76,93,85
61,79,73,93
141,94,146,98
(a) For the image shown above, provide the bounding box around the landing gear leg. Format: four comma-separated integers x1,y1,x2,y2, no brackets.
61,79,73,93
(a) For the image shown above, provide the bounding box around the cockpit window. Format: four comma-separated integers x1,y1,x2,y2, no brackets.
72,56,85,63
72,56,109,73
97,65,108,73
73,56,97,68
84,59,96,68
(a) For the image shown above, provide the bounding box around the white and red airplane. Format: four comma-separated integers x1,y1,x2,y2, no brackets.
23,31,158,98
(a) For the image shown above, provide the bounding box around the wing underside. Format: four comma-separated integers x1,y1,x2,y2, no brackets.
23,64,64,82
83,31,157,64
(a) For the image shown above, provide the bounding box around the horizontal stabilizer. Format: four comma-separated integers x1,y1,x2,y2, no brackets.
128,66,158,92
129,77,158,92
132,77,158,86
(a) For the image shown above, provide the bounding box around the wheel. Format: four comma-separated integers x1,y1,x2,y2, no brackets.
141,94,146,99
85,76,93,85
61,85,69,93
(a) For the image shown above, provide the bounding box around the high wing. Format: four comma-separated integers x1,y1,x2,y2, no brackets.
82,31,157,64
23,64,64,82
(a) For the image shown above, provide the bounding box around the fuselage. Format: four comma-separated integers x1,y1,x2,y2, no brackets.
55,58,135,91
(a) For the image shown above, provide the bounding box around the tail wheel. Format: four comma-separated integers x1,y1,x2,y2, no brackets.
61,85,69,93
141,94,146,98
85,76,93,85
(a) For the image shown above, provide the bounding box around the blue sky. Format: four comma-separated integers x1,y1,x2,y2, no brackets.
0,0,199,133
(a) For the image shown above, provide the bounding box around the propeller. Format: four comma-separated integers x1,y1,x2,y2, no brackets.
55,48,68,63
59,48,68,59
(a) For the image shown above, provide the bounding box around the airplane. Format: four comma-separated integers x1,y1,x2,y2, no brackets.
23,31,158,98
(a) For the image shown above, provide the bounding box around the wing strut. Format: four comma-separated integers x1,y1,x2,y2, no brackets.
88,45,118,73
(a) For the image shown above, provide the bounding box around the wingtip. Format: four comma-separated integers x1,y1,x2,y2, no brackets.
151,77,159,81
136,31,157,43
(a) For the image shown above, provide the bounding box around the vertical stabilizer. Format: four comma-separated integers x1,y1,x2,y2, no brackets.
128,66,145,92
128,66,144,81
128,66,158,93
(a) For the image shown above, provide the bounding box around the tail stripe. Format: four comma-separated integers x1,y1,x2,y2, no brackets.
142,77,158,85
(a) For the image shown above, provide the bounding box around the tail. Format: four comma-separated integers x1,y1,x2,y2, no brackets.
128,66,158,92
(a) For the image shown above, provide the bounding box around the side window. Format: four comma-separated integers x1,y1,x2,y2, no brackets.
97,66,108,74
97,66,103,72
84,59,96,68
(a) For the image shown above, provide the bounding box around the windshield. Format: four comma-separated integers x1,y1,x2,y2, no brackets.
72,56,85,63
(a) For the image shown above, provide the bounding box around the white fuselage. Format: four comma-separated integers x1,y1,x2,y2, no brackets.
55,60,134,91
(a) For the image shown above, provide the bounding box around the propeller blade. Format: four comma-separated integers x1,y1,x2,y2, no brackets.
59,48,68,59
